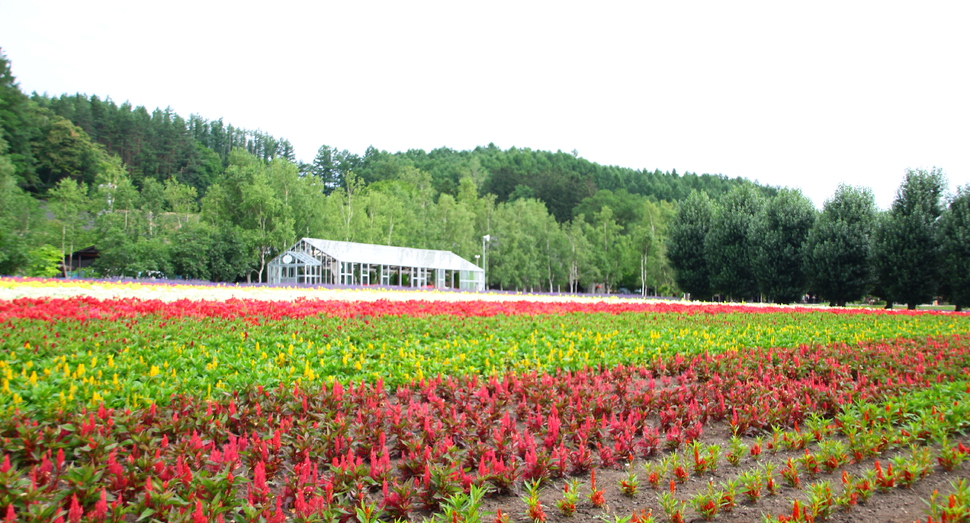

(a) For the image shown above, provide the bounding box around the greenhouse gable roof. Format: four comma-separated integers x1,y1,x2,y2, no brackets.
282,250,321,266
300,238,482,272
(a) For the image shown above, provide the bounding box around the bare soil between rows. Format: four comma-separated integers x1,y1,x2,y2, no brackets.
473,420,970,523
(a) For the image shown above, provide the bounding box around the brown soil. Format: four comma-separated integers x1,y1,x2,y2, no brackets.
475,421,970,523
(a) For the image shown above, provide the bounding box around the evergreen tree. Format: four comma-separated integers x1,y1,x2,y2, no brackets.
310,145,341,195
873,168,946,309
804,185,877,306
0,49,37,186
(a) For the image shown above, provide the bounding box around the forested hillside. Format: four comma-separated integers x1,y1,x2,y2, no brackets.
1,48,780,295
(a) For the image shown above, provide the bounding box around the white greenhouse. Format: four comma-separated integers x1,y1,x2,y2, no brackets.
267,238,486,291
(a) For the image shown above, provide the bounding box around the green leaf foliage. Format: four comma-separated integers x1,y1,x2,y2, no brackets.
704,184,764,301
873,168,946,309
939,186,970,310
0,49,37,185
803,185,877,306
667,191,715,300
25,244,63,277
750,189,816,304
0,136,43,274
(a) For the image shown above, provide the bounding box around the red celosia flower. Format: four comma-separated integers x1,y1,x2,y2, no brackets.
68,494,83,523
192,500,208,523
91,489,108,523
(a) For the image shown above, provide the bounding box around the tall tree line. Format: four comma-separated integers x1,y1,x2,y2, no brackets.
668,169,969,309
3,140,684,294
23,47,964,305
4,43,694,291
305,143,776,223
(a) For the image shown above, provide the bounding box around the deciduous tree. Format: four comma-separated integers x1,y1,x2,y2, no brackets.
48,178,90,275
873,168,945,309
667,191,715,300
939,185,970,310
704,185,763,300
201,149,298,282
563,218,595,293
750,189,816,303
804,184,877,306
163,177,198,227
584,206,627,293
628,199,677,296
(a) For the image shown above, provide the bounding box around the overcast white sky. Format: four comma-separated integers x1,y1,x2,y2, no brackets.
2,0,968,209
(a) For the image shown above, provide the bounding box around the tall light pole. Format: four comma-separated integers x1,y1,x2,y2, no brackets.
482,234,491,292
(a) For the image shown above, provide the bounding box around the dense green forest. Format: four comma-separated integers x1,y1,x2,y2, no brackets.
4,49,964,305
1,49,773,294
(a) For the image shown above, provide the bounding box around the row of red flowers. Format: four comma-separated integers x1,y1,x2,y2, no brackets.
2,295,964,322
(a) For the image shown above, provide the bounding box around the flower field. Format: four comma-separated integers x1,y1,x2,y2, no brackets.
1,279,969,522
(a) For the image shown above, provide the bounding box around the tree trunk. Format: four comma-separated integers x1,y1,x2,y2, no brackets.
907,302,917,310
61,224,67,277
640,254,648,298
68,237,74,279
